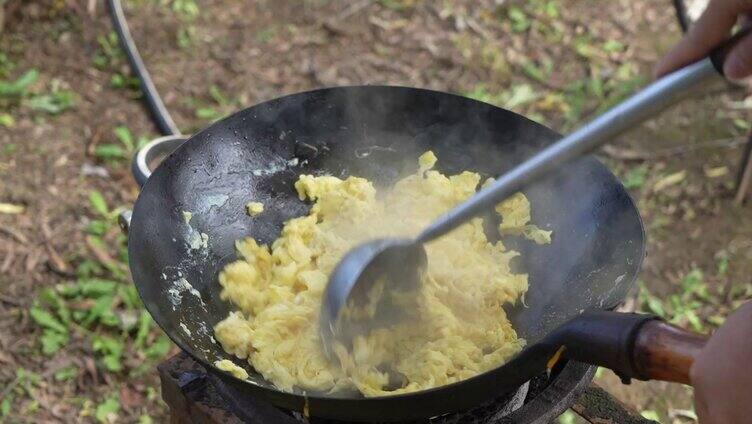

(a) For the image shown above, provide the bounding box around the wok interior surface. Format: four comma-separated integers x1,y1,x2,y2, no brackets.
128,86,644,420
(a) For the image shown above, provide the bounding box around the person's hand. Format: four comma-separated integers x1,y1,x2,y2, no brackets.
690,301,752,423
655,0,752,79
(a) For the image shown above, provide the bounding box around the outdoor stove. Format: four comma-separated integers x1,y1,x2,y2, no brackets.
158,353,656,424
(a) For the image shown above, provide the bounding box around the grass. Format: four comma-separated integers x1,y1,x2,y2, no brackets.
3,1,749,422
639,264,752,332
186,84,238,127
17,190,172,423
377,0,416,12
94,126,151,163
155,0,201,51
95,397,121,423
454,0,650,131
558,410,577,423
30,190,171,360
0,68,77,123
162,0,199,18
466,83,539,110
93,32,142,96
257,26,278,43
622,164,650,189
507,6,531,33
0,52,16,78
176,26,197,49
92,32,122,70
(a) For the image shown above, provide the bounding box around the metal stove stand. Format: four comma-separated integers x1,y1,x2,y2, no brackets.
159,353,656,424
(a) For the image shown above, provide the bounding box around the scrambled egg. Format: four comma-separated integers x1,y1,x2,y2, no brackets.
214,152,550,396
215,359,250,380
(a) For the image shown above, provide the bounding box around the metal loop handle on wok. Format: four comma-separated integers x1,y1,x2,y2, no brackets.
132,135,189,187
119,135,188,234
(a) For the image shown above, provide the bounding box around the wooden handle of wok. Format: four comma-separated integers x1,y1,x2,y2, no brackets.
548,311,707,385
632,320,708,384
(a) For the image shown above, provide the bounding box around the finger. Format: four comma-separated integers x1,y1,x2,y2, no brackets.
654,0,750,77
693,392,710,424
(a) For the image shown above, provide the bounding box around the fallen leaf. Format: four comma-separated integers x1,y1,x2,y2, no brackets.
703,166,728,178
119,386,143,411
0,203,25,214
85,236,116,267
0,113,14,128
85,356,99,385
641,410,660,421
81,163,110,178
653,170,686,192
0,350,14,365
68,299,96,310
669,408,698,420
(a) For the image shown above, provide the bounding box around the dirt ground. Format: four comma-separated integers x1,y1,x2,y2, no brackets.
0,0,750,423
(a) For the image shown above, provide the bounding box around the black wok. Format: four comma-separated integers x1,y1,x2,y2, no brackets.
125,86,697,422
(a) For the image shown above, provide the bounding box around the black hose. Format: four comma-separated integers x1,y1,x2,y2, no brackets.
672,0,691,33
106,0,181,136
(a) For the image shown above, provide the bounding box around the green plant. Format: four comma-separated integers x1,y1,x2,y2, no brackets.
0,69,76,115
177,26,196,49
377,0,415,12
558,63,645,127
28,190,172,378
1,368,43,418
1,397,9,417
95,396,120,423
53,367,78,382
531,0,559,18
0,52,16,78
641,410,660,421
92,32,122,70
0,69,39,107
161,0,199,18
110,73,141,92
0,112,14,127
507,7,531,33
191,85,235,123
573,35,598,59
520,58,553,85
257,26,278,43
26,89,76,114
30,305,69,354
639,267,751,333
640,270,706,332
558,410,576,424
93,32,142,95
622,164,649,189
95,126,150,162
93,335,125,372
465,84,539,110
603,39,625,53
85,190,120,238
